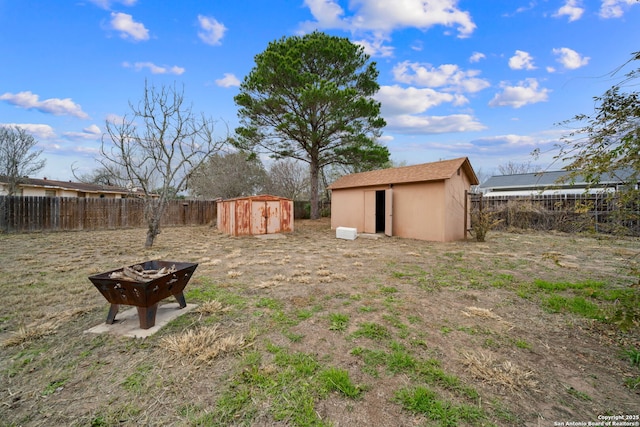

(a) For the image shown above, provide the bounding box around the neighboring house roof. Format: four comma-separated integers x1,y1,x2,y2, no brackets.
0,175,143,196
479,168,636,192
328,157,478,190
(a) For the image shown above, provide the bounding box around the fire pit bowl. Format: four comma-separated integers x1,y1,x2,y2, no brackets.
89,260,198,329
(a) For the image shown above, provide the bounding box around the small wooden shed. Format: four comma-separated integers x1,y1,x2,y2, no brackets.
328,157,478,242
216,194,294,236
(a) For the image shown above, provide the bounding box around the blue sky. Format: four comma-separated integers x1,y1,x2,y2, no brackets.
1,0,638,183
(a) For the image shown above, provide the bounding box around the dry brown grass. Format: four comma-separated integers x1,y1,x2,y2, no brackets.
462,306,502,320
2,307,90,347
0,221,638,426
460,351,539,391
226,270,243,278
160,325,252,364
194,300,229,315
3,324,58,347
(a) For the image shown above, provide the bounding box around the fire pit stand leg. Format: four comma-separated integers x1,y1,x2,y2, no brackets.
106,304,119,324
174,292,187,309
136,303,159,329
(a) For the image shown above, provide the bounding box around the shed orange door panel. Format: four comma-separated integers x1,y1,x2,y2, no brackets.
250,200,282,234
235,199,252,236
265,201,280,234
280,200,293,232
364,190,376,233
251,201,267,234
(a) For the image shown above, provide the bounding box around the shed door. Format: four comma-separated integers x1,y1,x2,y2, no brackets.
265,201,280,234
250,200,281,234
385,188,393,236
364,191,376,233
236,199,252,236
251,201,267,234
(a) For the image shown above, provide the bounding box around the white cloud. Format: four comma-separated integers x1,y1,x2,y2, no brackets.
456,135,539,163
63,124,102,140
215,73,241,87
303,0,347,28
411,41,424,52
489,78,550,108
508,50,536,70
552,47,590,69
84,124,101,135
0,91,89,119
392,61,490,93
1,123,56,139
374,85,484,134
197,15,226,46
110,12,149,41
503,2,537,16
106,113,126,124
469,52,486,63
70,145,100,155
473,134,538,148
375,85,458,115
554,0,584,21
385,114,485,134
354,33,394,57
88,0,136,9
123,61,186,75
599,0,638,18
301,0,476,40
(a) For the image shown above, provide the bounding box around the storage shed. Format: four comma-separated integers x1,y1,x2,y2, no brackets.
328,157,478,242
216,194,294,236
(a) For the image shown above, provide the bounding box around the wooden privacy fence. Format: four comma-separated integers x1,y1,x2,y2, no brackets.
0,196,217,233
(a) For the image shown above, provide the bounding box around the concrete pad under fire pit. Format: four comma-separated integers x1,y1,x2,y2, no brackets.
85,303,197,338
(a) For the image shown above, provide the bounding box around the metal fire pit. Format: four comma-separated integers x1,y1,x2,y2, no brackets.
89,260,198,329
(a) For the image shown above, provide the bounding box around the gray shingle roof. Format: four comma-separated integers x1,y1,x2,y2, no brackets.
479,169,636,191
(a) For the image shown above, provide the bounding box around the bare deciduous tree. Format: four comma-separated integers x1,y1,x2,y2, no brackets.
74,165,128,187
471,167,493,192
0,126,46,195
101,82,227,248
497,160,539,175
189,151,268,199
266,159,309,200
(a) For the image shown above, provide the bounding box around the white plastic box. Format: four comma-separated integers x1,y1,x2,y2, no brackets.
336,226,358,240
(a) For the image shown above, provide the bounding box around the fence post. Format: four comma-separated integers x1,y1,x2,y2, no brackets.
464,190,468,240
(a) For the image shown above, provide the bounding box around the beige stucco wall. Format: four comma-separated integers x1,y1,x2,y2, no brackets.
443,169,471,241
330,185,384,232
330,171,473,242
21,187,48,196
392,181,446,241
331,181,449,241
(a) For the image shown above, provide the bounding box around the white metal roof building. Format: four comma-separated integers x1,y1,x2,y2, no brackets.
478,169,636,197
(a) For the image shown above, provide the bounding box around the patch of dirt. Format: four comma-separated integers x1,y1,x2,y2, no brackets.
0,220,638,426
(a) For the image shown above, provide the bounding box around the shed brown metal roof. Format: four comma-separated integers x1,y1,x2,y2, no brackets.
218,194,292,202
328,157,478,190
